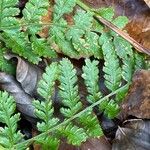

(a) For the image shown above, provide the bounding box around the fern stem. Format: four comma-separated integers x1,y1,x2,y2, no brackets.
13,83,129,148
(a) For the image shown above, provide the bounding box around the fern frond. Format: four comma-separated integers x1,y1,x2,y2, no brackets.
104,99,119,119
113,36,134,83
0,91,23,149
35,136,60,150
33,100,60,149
38,62,59,100
0,0,19,29
77,110,103,137
82,58,102,103
122,56,134,82
113,36,133,59
59,58,82,117
99,32,122,91
2,31,41,64
50,18,79,57
99,99,119,119
31,36,57,58
59,58,103,141
33,100,59,132
59,123,87,146
53,0,76,21
134,52,146,70
96,7,114,21
33,62,60,149
22,0,49,34
66,11,102,57
112,16,129,29
116,84,129,103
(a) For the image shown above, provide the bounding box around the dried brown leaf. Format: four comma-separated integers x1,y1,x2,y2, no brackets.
121,70,150,119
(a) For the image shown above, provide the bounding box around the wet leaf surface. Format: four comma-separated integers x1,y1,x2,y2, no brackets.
112,119,150,150
121,70,150,119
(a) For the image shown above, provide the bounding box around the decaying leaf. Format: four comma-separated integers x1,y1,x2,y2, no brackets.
80,137,111,150
121,70,150,119
58,137,111,150
5,54,42,97
112,119,150,150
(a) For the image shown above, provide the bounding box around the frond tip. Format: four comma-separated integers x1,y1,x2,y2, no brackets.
38,62,59,100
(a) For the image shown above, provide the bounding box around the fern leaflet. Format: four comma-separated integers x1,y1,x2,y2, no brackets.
0,91,23,149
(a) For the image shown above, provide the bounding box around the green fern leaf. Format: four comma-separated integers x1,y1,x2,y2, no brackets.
112,16,129,29
53,0,76,21
82,58,102,103
116,84,129,103
113,36,133,59
59,123,87,146
85,32,102,58
66,11,93,54
0,0,19,29
66,11,102,57
50,18,79,57
33,100,59,132
22,0,49,34
134,52,146,70
104,99,119,119
59,58,82,117
0,91,23,149
96,7,114,21
31,36,57,58
2,31,40,64
35,136,60,150
77,110,103,137
99,99,119,119
38,62,59,100
99,32,122,91
122,56,134,82
33,62,60,150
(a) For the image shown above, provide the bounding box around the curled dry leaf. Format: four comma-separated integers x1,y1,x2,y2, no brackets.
5,54,42,97
121,70,150,119
112,119,150,150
